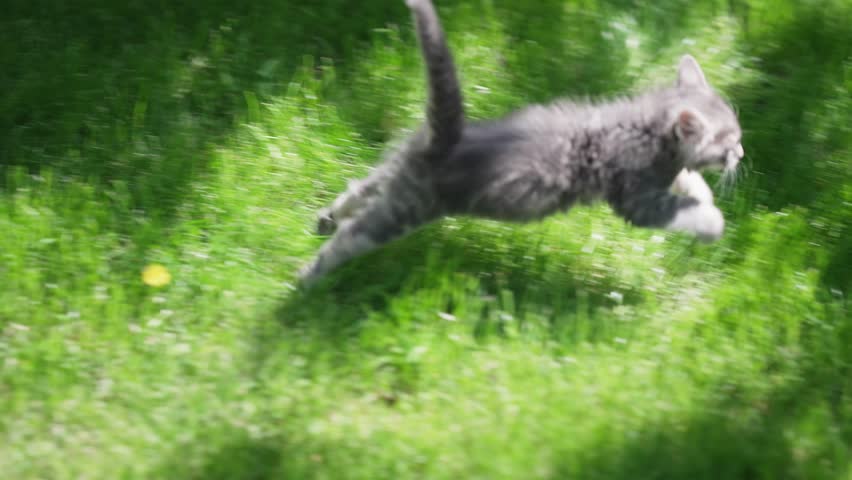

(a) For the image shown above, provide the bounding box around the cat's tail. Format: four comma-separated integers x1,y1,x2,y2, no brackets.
406,0,464,156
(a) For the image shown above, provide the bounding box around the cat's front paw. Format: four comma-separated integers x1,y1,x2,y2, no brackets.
673,170,714,204
316,209,337,235
694,204,725,243
666,203,724,242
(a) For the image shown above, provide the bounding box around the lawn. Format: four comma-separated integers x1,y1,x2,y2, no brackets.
1,0,850,478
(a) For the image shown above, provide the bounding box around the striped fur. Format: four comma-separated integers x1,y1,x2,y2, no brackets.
299,0,743,286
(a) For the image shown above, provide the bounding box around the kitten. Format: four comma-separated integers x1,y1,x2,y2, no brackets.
299,0,744,286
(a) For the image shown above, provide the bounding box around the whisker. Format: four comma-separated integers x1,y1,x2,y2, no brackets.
738,154,752,182
716,159,745,199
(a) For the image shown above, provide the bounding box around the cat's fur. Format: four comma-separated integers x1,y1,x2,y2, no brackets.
299,0,744,286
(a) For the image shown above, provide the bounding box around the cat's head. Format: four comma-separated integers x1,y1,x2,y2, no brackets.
671,55,743,173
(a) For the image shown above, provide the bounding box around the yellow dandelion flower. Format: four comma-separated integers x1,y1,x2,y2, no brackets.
142,264,172,287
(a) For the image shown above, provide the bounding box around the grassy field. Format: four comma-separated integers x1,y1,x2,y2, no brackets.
1,0,850,478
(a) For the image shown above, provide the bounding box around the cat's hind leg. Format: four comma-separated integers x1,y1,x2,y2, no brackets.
317,128,432,235
301,194,435,286
316,179,376,235
316,169,388,235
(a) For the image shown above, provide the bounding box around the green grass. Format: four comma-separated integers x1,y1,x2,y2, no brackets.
1,0,850,478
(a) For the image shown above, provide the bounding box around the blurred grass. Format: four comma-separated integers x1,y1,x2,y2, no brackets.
0,0,850,478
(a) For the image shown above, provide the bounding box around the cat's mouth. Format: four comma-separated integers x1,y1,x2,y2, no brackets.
724,143,744,172
695,143,743,172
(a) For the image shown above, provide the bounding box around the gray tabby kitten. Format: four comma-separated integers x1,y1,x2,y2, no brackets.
299,0,744,286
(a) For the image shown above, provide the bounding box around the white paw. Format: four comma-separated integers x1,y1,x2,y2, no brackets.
672,170,714,204
666,203,724,242
695,205,724,242
687,174,715,204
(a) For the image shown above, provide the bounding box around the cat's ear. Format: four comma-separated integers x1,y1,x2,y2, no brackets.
675,109,705,141
677,55,708,89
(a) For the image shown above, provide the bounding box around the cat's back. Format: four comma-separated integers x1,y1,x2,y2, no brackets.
436,97,636,182
431,92,678,216
433,116,581,216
